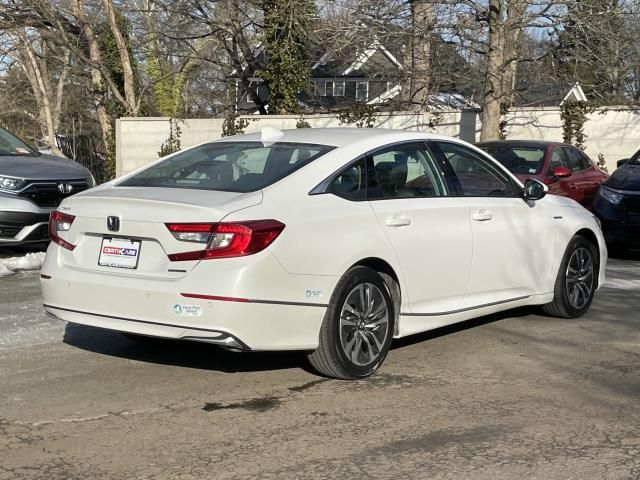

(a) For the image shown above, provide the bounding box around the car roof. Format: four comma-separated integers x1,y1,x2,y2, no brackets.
215,128,457,148
476,139,569,148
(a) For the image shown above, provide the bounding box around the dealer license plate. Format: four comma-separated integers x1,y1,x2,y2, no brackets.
98,238,141,269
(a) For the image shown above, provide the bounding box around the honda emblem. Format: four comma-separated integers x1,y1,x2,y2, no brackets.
57,183,73,194
107,216,120,232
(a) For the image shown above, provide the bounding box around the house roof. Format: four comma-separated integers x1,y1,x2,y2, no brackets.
560,83,588,105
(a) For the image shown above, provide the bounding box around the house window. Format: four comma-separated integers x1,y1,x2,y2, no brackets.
325,81,333,97
334,81,345,96
355,81,369,101
314,81,326,96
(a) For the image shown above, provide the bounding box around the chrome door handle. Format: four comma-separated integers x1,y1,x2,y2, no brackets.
385,217,412,227
472,210,493,221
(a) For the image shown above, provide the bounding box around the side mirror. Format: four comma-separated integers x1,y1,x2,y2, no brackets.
523,179,548,201
552,166,572,178
617,158,629,168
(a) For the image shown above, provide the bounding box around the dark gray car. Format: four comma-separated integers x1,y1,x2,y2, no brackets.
0,127,94,246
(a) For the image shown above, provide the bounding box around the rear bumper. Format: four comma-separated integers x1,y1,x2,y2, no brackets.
41,245,335,351
45,305,252,350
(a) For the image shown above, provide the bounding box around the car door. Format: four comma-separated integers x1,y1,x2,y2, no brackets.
561,147,593,207
429,140,556,307
546,147,577,201
366,142,472,316
572,148,605,208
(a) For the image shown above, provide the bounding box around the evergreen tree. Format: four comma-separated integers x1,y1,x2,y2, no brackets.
258,0,315,114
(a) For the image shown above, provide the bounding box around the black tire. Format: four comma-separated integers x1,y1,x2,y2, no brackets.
308,266,395,380
542,235,598,318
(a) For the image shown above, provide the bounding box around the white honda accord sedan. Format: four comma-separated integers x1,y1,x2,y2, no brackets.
41,128,606,379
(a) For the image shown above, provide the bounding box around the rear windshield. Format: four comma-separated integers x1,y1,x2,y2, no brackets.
119,141,334,192
479,145,546,175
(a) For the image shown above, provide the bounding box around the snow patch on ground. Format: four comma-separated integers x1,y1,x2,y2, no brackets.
0,252,46,277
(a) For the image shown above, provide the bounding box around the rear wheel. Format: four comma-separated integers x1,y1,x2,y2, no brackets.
308,267,395,379
543,236,598,318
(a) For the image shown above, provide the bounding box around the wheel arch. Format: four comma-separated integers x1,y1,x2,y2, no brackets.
349,257,402,336
574,227,602,288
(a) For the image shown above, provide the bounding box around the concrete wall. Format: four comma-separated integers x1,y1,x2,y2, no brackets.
116,108,640,177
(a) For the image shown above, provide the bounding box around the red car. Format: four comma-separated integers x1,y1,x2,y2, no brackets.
477,140,608,209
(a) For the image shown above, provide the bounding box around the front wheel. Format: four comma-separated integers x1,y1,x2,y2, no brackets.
308,267,395,379
543,236,598,318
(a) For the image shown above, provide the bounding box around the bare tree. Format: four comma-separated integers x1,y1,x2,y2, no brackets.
4,30,70,154
408,0,434,108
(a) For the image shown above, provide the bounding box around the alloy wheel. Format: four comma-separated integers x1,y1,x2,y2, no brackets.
565,246,594,310
338,282,390,367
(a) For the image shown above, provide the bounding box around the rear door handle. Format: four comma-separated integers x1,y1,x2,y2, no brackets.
472,210,493,221
385,216,412,227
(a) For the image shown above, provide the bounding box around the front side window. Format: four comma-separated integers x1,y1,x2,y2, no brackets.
548,148,567,176
314,81,326,96
431,141,520,197
368,143,445,199
563,148,591,172
334,81,345,96
120,142,334,192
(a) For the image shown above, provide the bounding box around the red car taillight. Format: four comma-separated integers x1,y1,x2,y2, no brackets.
165,220,285,261
48,211,76,251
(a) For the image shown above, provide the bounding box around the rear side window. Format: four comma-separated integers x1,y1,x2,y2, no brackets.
120,141,334,192
329,158,367,201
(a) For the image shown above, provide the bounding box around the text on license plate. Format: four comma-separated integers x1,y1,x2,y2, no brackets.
98,238,141,269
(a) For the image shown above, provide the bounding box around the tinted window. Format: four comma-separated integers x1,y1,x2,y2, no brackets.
479,145,545,175
329,158,367,201
432,142,520,197
563,148,591,172
120,142,334,192
368,143,445,199
631,149,640,165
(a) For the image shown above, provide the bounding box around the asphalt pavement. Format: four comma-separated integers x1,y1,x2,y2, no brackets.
0,252,639,479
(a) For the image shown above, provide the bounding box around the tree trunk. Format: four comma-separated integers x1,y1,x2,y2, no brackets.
480,0,505,141
409,0,434,109
16,34,64,156
501,0,527,107
70,0,112,155
101,0,138,114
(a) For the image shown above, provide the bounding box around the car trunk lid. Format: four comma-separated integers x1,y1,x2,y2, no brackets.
55,187,262,279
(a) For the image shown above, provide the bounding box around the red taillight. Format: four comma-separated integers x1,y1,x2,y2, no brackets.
166,220,285,261
48,211,76,251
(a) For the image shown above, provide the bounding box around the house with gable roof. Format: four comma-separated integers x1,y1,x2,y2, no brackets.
231,36,405,112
